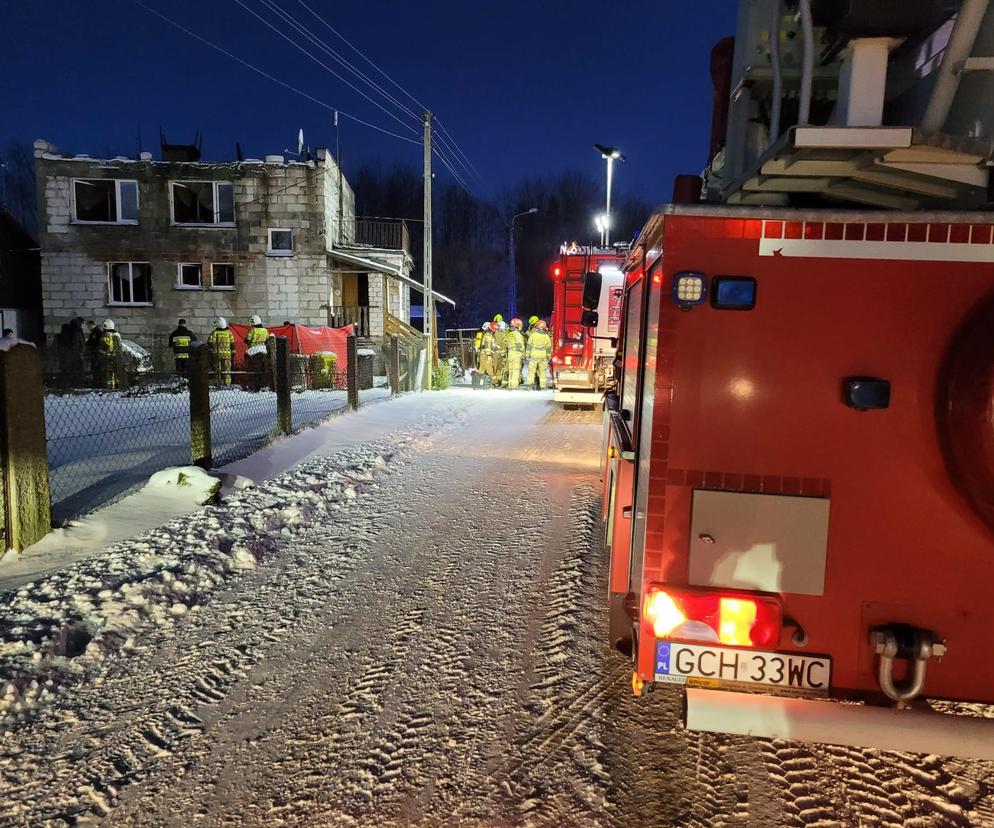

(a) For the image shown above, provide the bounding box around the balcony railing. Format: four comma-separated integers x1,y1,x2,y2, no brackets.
333,218,410,253
327,305,372,338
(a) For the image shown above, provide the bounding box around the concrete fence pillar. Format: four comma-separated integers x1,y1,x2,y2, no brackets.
347,334,359,410
188,345,212,469
274,336,292,436
0,344,52,550
389,335,400,396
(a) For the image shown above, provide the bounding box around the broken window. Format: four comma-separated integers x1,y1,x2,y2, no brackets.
268,228,294,255
211,263,235,289
171,181,235,225
109,262,153,305
177,263,202,289
73,179,139,223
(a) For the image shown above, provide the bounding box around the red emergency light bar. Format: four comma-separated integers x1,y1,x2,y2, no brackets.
643,584,782,648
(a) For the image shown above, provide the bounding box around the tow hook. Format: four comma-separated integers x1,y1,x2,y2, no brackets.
871,625,947,708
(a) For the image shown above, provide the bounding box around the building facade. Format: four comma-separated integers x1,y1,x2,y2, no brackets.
34,139,417,363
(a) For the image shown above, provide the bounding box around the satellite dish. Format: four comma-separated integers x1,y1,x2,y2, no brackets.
298,129,304,156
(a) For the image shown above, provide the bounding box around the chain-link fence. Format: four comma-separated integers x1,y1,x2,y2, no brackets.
44,373,191,524
39,336,398,525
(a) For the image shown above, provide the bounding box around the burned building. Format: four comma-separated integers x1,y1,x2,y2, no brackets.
34,138,425,363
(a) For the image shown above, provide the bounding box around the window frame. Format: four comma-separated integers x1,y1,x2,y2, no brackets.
107,262,154,307
169,180,236,227
267,227,295,256
71,178,140,225
210,262,236,291
176,262,203,290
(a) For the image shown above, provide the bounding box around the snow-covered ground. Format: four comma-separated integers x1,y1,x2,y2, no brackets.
45,382,390,523
3,389,994,826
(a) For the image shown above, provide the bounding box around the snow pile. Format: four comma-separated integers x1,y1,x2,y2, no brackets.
0,445,397,728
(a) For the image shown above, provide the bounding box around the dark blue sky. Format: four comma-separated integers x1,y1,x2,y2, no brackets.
1,0,737,203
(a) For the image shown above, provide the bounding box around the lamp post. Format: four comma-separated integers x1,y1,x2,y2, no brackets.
594,214,608,247
594,144,624,246
508,207,538,319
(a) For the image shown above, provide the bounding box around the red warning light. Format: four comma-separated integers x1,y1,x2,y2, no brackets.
553,264,562,278
652,272,663,285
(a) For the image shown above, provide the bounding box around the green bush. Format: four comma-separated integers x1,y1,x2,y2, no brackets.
432,361,451,390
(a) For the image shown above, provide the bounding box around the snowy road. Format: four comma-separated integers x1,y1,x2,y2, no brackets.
3,390,994,826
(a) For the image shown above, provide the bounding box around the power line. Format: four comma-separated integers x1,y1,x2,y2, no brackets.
126,0,420,146
436,118,482,183
259,0,421,123
295,0,429,113
231,0,421,138
292,0,482,186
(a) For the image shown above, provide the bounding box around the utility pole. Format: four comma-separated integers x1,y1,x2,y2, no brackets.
422,110,434,391
508,208,538,320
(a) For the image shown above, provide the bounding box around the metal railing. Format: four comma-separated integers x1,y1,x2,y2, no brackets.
327,305,372,338
333,217,410,252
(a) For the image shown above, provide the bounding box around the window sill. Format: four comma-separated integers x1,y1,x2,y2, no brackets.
107,302,154,307
171,222,237,229
175,285,204,291
71,220,139,226
209,286,237,291
266,250,295,257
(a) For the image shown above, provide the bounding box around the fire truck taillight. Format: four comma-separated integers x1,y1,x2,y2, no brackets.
642,585,782,648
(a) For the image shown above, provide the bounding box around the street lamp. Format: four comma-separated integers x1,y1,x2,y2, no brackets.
508,207,538,319
594,214,608,247
594,144,624,246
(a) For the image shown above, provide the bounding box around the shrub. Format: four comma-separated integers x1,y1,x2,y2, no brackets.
432,361,451,390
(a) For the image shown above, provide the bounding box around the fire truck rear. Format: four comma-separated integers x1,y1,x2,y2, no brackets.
550,244,625,407
599,0,994,759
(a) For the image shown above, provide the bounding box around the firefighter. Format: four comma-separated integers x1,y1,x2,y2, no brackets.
526,319,552,390
245,314,270,390
97,319,123,390
506,317,526,390
474,322,487,370
208,317,234,386
477,322,498,385
169,318,197,377
523,315,540,385
493,319,508,387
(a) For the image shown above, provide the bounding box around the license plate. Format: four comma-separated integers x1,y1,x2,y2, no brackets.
655,641,831,697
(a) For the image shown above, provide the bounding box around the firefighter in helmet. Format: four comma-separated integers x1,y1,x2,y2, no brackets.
506,317,526,389
97,319,123,390
526,319,552,390
493,319,509,387
523,315,540,386
245,314,270,390
477,322,498,385
209,317,234,386
169,318,197,378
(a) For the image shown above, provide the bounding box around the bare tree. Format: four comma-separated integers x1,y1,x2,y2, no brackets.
0,139,37,238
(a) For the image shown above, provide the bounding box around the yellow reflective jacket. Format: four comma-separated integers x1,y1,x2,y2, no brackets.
507,329,525,354
245,325,269,346
480,331,497,352
209,328,234,355
98,331,118,356
527,330,552,360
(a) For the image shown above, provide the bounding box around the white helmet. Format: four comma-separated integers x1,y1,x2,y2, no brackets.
481,323,490,331
498,321,507,331
216,317,228,329
250,314,262,326
103,319,116,331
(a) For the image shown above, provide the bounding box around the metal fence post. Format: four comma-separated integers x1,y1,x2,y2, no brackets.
0,344,52,550
347,334,359,409
389,335,400,396
188,345,212,469
275,336,292,435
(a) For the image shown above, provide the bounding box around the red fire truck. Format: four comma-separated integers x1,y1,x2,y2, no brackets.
550,243,625,407
597,0,994,758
